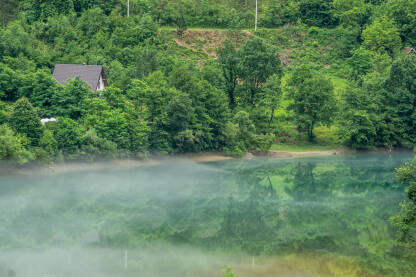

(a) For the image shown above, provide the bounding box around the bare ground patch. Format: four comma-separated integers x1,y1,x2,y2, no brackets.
173,29,252,57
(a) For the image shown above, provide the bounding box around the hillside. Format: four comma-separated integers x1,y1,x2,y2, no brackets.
1,1,416,274
0,0,416,165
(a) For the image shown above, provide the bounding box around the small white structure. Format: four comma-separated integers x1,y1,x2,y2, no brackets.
41,118,58,125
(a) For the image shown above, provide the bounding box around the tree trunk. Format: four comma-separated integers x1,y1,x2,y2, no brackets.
228,88,235,109
268,108,275,129
250,86,256,105
308,122,315,142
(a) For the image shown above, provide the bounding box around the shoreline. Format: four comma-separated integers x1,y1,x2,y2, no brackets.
1,147,411,176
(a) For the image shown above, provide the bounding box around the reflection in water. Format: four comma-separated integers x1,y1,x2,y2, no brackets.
0,153,415,276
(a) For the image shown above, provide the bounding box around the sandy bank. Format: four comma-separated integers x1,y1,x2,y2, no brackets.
7,149,347,176
267,148,346,158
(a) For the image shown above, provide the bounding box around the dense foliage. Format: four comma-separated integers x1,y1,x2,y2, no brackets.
0,0,416,163
392,153,416,255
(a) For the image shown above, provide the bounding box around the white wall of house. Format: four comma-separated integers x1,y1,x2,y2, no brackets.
97,75,105,91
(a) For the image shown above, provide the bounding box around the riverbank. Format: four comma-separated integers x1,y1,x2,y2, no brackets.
267,148,345,158
3,147,410,176
0,148,348,176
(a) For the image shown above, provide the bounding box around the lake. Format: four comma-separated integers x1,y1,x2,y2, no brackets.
0,152,415,277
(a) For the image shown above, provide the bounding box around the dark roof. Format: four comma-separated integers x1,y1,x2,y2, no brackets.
404,47,416,54
52,64,104,91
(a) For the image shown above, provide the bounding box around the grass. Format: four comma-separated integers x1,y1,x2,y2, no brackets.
270,144,342,152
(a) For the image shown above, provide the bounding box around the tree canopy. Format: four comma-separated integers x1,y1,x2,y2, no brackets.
0,0,414,163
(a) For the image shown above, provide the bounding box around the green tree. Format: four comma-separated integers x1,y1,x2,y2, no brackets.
340,110,377,148
170,0,189,38
391,154,416,250
261,0,299,27
166,92,196,152
80,129,117,159
217,39,240,108
288,66,336,141
260,74,282,129
1,0,19,28
83,107,149,154
383,0,416,45
127,73,177,153
298,0,337,27
102,86,127,110
346,48,374,81
0,124,34,165
238,37,282,104
220,121,244,156
9,97,43,145
338,86,381,149
226,17,246,43
106,60,131,91
30,71,59,117
22,0,75,23
0,101,8,125
362,16,401,54
37,129,58,162
0,63,33,102
52,78,90,120
332,0,367,27
233,110,256,151
53,117,82,154
383,54,416,143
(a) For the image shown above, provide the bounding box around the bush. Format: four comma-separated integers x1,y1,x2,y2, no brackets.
37,129,58,162
254,133,275,152
80,129,117,160
0,124,34,165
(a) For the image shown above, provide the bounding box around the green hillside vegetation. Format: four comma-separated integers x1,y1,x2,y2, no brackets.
0,0,416,165
392,151,416,260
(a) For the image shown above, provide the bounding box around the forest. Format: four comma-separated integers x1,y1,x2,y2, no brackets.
0,0,416,272
0,0,415,164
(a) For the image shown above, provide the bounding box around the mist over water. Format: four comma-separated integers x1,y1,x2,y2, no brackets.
0,153,415,277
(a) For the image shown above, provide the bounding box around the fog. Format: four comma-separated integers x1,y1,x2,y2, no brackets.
0,153,414,276
0,245,334,277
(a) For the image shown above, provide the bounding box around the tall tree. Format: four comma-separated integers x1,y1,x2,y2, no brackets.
287,66,336,141
384,54,416,143
332,0,367,28
383,0,416,45
298,0,337,27
260,74,282,129
51,78,90,120
362,16,401,54
238,37,282,104
9,97,43,145
217,40,240,108
391,154,416,251
0,124,34,164
1,0,19,28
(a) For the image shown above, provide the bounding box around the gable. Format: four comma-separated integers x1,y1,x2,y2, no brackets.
404,47,416,55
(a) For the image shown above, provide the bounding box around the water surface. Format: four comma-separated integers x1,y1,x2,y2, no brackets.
0,153,415,276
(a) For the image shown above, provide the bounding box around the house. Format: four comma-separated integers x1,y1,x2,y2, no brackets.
52,64,108,91
404,47,416,55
